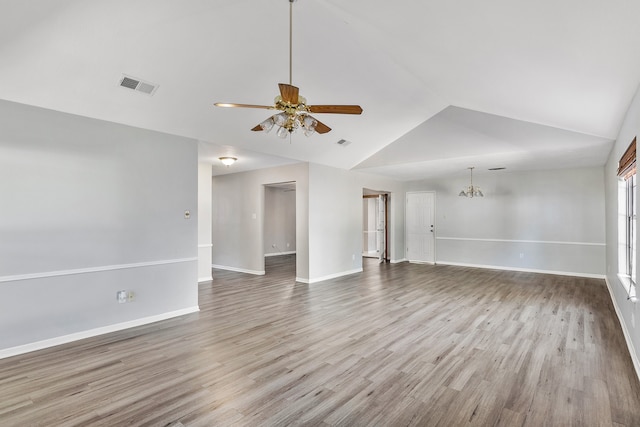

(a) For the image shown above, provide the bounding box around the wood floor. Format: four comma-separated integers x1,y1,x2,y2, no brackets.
2,256,640,426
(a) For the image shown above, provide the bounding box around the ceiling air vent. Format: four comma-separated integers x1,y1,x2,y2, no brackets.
336,139,351,146
119,75,158,96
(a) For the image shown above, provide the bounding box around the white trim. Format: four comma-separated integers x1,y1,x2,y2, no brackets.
436,236,605,246
0,306,200,360
604,277,640,383
390,258,408,264
265,251,297,257
211,264,265,276
616,273,637,301
198,243,213,248
198,276,213,283
305,268,363,284
0,258,198,283
437,260,605,279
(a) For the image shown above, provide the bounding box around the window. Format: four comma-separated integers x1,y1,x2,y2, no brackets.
618,137,637,300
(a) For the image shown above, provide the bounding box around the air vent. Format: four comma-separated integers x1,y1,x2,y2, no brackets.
336,139,351,146
119,75,158,96
488,167,506,171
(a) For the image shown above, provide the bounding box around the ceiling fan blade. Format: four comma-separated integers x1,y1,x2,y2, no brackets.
314,119,332,134
278,83,299,104
214,103,274,109
308,105,363,114
251,124,263,131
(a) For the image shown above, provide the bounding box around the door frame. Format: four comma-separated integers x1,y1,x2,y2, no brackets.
363,192,390,262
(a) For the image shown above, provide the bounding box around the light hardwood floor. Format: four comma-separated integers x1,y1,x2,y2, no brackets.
1,255,640,426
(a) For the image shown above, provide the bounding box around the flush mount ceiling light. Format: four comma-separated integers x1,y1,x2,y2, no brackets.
214,0,362,139
219,156,237,167
459,167,484,198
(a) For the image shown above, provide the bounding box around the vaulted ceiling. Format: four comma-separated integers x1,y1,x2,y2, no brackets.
1,0,638,180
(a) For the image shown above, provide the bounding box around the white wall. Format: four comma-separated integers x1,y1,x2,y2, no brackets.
407,167,606,277
264,186,296,256
212,163,309,279
0,100,199,357
605,84,640,377
198,163,213,282
307,163,407,282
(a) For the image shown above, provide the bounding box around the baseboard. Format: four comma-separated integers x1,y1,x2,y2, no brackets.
211,264,265,276
265,251,296,258
390,258,408,264
604,277,640,383
0,306,200,360
436,260,605,279
304,268,363,284
198,276,213,283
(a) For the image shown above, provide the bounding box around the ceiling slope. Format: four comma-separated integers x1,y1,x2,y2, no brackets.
0,0,637,179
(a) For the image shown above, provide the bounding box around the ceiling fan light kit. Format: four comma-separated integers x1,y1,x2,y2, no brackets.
214,0,362,139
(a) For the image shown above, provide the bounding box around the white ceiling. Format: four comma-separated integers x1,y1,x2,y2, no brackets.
0,0,638,180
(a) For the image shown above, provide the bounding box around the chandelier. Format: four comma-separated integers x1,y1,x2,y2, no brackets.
459,167,484,198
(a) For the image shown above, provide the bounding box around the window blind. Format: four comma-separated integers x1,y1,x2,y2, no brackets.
618,137,637,180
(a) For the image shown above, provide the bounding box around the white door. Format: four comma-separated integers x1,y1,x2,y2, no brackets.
406,192,435,263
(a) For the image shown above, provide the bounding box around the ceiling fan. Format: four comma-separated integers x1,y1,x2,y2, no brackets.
214,0,363,138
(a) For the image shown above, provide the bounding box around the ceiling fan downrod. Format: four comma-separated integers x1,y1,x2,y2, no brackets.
289,0,295,86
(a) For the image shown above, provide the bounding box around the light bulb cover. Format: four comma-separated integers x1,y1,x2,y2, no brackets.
219,156,237,166
259,117,275,132
274,112,288,127
276,126,289,138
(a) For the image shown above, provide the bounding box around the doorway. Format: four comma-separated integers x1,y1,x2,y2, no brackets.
406,191,436,263
264,181,297,275
363,189,389,263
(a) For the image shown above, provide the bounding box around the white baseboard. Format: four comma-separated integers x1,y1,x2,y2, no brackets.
198,276,213,283
604,277,640,383
436,260,605,279
211,264,265,276
0,306,200,360
301,268,363,284
265,251,296,258
390,258,408,264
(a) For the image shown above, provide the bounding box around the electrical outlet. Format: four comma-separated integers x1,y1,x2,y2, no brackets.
127,291,135,302
519,253,524,259
117,290,127,304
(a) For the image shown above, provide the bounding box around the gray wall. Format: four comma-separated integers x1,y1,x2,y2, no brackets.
605,84,640,376
211,162,406,283
212,163,310,279
307,163,406,281
264,186,296,256
407,167,606,276
0,100,198,356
